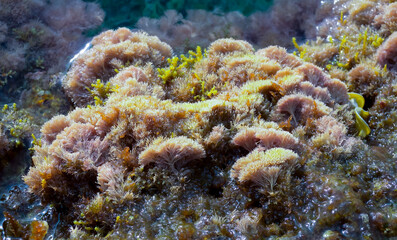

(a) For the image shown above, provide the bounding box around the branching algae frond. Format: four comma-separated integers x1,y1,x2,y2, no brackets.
191,72,218,101
86,79,118,106
158,46,204,84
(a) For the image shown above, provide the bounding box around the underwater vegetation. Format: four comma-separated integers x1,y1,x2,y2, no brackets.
0,0,105,234
0,0,104,193
0,0,104,153
27,28,355,238
291,0,397,156
0,0,105,124
135,0,324,52
1,0,397,239
0,0,104,93
84,0,273,31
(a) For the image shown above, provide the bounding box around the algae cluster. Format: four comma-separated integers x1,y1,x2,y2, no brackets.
0,0,397,239
84,0,273,30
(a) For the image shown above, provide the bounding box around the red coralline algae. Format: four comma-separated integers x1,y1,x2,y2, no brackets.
208,38,254,57
231,127,257,151
1,0,396,239
49,122,110,171
19,10,396,236
376,32,397,71
297,81,332,104
374,2,397,34
312,115,350,147
232,127,298,152
296,63,330,87
348,63,384,96
23,107,115,198
40,115,71,144
276,93,331,125
256,46,302,68
107,65,165,102
139,136,206,171
26,33,352,204
204,124,227,148
96,162,125,199
218,55,281,86
64,28,172,106
230,147,299,192
254,128,298,151
323,78,349,104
